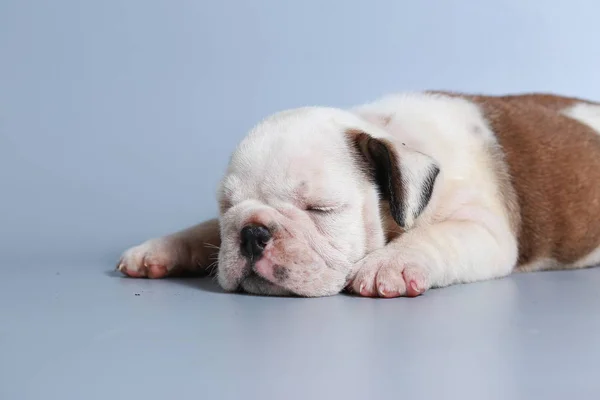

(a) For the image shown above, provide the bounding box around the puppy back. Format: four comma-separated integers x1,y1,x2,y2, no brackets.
461,92,600,269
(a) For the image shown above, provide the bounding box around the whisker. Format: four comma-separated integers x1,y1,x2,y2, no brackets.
203,243,221,250
205,260,219,275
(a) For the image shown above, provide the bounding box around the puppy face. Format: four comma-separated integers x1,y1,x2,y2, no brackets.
216,107,439,297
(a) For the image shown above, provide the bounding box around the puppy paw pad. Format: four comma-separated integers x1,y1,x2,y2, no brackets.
117,240,176,279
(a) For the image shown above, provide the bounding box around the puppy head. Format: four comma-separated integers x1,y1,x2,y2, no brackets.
216,107,439,297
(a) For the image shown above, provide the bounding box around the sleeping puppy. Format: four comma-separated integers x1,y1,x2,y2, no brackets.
117,91,600,297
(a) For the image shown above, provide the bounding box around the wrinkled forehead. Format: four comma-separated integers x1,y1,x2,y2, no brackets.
221,108,359,204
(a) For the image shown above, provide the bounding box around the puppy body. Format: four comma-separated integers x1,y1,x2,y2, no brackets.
348,93,520,296
117,92,600,297
467,94,600,271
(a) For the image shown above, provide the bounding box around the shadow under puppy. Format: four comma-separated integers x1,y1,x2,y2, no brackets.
117,91,600,297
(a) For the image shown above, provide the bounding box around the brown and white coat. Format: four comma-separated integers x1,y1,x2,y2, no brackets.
117,92,600,297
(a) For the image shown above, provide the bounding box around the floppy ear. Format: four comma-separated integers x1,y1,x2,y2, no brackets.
349,130,440,229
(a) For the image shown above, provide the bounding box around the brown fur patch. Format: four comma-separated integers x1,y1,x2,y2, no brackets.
170,218,221,274
485,140,521,238
379,201,405,242
438,92,600,269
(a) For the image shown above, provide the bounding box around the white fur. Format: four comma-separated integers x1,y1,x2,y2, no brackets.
516,246,600,273
349,93,517,294
573,245,600,269
563,102,600,135
516,258,557,273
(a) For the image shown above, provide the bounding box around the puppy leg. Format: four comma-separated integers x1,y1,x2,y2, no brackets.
349,219,517,297
117,219,221,278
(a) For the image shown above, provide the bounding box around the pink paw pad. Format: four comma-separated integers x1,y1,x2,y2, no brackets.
350,261,429,298
402,267,427,297
349,275,378,297
359,282,378,297
147,264,168,279
377,283,401,298
121,267,145,278
117,259,172,279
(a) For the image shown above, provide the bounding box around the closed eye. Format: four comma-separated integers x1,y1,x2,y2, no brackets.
306,205,340,213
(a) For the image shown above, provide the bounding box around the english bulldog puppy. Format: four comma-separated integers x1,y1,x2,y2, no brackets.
117,92,600,297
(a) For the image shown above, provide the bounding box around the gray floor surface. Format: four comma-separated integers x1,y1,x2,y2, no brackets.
2,263,600,400
4,2,600,399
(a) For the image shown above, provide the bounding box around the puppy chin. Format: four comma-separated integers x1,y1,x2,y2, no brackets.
217,254,296,296
240,272,294,296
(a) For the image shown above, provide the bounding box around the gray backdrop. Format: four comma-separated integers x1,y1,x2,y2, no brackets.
2,0,599,265
4,3,600,400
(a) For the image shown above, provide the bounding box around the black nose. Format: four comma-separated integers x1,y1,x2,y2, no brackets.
240,224,271,259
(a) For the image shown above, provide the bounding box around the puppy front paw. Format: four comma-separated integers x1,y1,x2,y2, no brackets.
348,249,429,298
117,239,179,279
